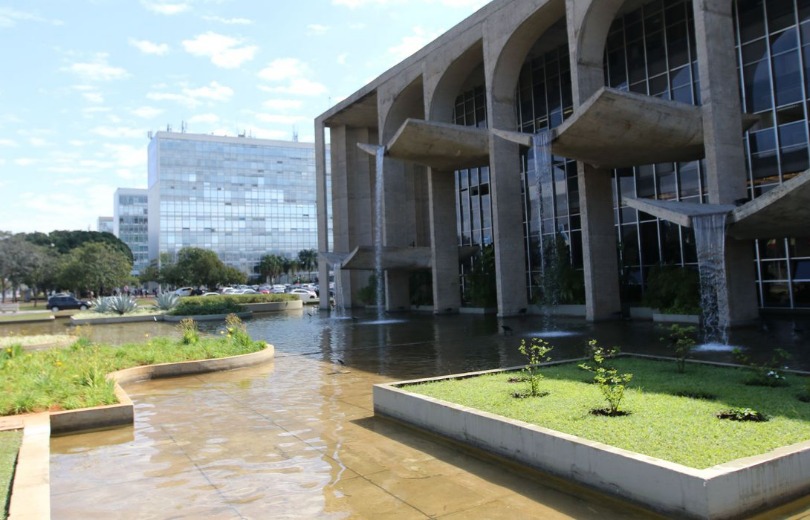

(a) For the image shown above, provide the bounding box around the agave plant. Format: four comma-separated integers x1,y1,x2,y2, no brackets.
108,295,138,315
91,297,112,314
154,292,179,311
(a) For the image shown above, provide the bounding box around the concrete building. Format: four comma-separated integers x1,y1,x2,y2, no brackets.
113,187,149,275
96,216,113,234
148,131,318,277
316,0,810,322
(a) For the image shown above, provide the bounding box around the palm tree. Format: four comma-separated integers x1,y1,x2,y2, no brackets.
297,249,318,281
258,254,284,283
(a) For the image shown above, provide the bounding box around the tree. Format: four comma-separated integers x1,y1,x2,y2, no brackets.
57,242,133,296
24,230,133,264
221,265,247,286
173,247,228,289
0,234,43,302
258,254,285,283
297,249,318,281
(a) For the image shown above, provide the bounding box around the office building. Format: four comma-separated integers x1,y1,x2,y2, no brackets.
315,0,810,323
148,131,318,277
97,216,113,234
113,187,149,275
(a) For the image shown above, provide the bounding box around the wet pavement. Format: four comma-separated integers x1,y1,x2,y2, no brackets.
44,311,810,518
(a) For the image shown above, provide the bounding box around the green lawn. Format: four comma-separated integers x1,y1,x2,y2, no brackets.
0,430,22,520
406,357,810,469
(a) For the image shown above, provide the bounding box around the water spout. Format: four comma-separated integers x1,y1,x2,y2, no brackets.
532,130,560,328
692,213,729,344
374,146,386,321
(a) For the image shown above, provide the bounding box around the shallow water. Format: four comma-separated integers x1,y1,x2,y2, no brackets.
41,310,810,518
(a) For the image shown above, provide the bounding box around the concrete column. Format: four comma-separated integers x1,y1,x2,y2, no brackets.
567,0,622,321
578,164,622,320
693,0,759,324
315,121,331,310
489,134,529,316
382,157,415,311
429,169,461,313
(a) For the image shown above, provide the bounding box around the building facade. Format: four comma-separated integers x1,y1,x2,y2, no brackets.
96,216,113,234
148,131,318,277
113,187,149,275
316,0,810,321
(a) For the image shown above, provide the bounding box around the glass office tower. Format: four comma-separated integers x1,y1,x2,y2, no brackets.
147,131,318,277
113,188,149,276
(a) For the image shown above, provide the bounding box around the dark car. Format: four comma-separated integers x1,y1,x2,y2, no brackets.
47,295,91,312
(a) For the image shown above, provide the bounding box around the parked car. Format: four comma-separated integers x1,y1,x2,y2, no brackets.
174,287,194,297
48,295,91,312
289,288,318,301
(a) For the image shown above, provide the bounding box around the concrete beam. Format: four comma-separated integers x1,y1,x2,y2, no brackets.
729,170,810,239
384,118,490,170
624,198,736,228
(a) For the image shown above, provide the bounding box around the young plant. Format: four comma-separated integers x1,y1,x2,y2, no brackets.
225,314,252,347
108,295,138,315
178,318,199,345
515,338,553,398
154,292,179,311
661,324,697,373
716,407,768,422
91,297,111,314
733,347,791,387
579,339,632,416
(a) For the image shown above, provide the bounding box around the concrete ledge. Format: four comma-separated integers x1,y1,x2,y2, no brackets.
374,365,810,519
243,300,302,312
163,311,252,322
629,307,654,320
7,414,50,520
71,313,165,325
653,312,700,324
459,307,497,315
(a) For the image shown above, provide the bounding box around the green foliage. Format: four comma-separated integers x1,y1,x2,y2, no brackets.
258,253,285,282
357,273,380,305
661,324,697,373
643,265,700,314
107,295,138,315
465,244,497,307
178,318,199,345
733,348,791,387
225,314,251,347
297,249,318,279
538,234,585,305
409,270,433,306
91,297,111,314
1,430,23,520
154,292,179,311
170,298,244,316
57,242,133,296
24,230,133,263
716,407,768,422
579,340,633,415
516,338,553,397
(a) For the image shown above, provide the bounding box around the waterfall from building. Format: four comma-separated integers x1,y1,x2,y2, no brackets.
332,261,346,318
532,130,560,327
374,146,386,321
692,213,729,345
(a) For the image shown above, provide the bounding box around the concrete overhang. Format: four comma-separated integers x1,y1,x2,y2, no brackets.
380,118,490,170
624,170,810,239
336,245,480,271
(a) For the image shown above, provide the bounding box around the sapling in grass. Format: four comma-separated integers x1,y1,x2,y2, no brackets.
514,338,553,398
661,324,696,373
733,348,791,387
179,318,200,345
579,339,633,416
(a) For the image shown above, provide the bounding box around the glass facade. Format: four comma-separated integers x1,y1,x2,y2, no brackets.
147,132,318,277
451,0,810,309
113,188,149,275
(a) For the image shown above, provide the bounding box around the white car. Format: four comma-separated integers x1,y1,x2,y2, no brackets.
289,288,318,301
174,287,194,297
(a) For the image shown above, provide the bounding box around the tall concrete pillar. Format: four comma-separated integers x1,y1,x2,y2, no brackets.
315,121,331,310
382,157,415,311
567,0,622,321
693,0,759,325
578,164,622,320
489,134,529,316
429,168,461,312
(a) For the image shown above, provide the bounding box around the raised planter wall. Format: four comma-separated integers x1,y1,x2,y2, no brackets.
243,300,302,312
374,369,810,519
653,312,701,324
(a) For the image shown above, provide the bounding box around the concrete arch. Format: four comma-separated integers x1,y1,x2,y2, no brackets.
427,40,485,123
380,75,425,143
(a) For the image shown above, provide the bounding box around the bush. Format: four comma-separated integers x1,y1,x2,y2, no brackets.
643,266,700,314
169,299,244,316
579,340,633,416
154,292,180,311
108,295,138,315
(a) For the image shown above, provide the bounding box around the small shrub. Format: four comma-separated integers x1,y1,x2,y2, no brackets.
108,295,138,315
170,299,244,316
661,324,697,373
225,314,251,347
154,292,180,311
91,297,111,314
733,348,791,387
716,407,768,422
178,318,199,345
579,340,632,416
514,338,553,398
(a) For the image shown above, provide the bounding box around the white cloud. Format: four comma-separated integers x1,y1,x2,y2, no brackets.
257,58,327,97
262,99,303,111
388,26,438,61
202,15,253,25
15,158,36,166
337,53,348,65
91,126,145,139
141,1,190,15
307,24,328,35
131,106,164,119
129,38,170,56
65,54,129,81
0,139,19,147
82,91,104,103
189,113,220,124
29,137,47,147
255,113,308,125
332,0,486,7
182,32,257,69
147,80,234,108
0,7,62,28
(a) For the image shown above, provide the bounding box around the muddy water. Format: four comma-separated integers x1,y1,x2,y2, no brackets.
47,311,810,518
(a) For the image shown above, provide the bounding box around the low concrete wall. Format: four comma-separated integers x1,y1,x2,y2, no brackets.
374,369,810,519
163,311,252,322
653,312,700,324
48,344,274,435
243,300,302,312
71,313,165,325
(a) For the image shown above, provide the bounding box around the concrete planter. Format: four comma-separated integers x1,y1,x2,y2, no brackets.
374,366,810,519
71,313,165,325
243,300,303,313
163,311,252,322
653,312,701,324
629,307,655,320
459,307,497,315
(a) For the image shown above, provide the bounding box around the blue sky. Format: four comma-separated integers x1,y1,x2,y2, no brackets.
0,0,488,234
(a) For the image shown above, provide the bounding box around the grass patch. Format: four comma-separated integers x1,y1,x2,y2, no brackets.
0,319,265,416
0,334,76,350
405,357,810,469
0,430,22,520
